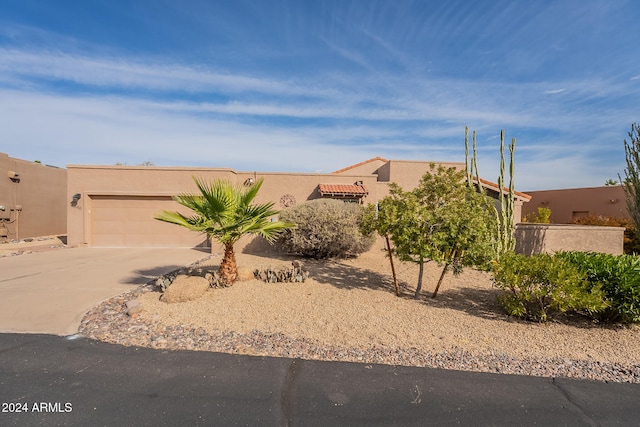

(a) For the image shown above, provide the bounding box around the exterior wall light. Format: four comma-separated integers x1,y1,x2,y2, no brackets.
7,171,20,182
70,193,82,207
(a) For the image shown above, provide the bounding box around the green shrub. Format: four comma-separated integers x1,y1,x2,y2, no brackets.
276,199,375,259
522,207,552,223
556,251,640,323
491,253,607,322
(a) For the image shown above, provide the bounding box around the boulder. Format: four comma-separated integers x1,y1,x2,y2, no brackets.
127,305,144,316
236,267,255,282
162,275,209,304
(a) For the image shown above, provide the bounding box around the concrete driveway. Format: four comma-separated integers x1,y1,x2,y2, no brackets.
0,247,209,336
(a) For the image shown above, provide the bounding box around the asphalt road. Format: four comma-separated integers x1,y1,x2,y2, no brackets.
1,333,638,426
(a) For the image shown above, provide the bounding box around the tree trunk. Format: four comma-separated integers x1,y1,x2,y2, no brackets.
385,235,400,297
414,256,424,299
220,242,238,285
431,263,449,298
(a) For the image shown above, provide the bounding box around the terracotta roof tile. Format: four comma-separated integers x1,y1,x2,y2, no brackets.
475,177,532,200
318,184,369,195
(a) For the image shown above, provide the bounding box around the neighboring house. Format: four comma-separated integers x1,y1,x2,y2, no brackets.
66,157,530,248
521,186,628,223
0,152,67,241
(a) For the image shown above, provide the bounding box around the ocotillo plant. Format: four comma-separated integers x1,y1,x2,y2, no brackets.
464,126,516,258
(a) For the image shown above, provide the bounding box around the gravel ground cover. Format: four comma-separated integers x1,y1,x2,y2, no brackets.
79,247,640,383
0,235,66,257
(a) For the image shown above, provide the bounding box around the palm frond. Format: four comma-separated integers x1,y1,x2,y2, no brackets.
156,176,294,246
154,210,204,231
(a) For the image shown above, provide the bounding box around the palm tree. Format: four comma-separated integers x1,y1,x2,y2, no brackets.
155,177,294,285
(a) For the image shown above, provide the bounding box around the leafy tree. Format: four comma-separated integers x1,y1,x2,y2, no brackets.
604,179,619,186
364,164,496,299
621,123,640,240
155,177,294,285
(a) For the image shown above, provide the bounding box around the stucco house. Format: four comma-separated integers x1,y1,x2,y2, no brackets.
66,157,530,249
0,152,67,241
521,186,628,223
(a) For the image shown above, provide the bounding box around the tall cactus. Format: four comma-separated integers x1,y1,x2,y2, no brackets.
498,130,516,253
464,126,516,258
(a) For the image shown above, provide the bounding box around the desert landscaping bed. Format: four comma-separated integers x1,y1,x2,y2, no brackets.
79,249,640,383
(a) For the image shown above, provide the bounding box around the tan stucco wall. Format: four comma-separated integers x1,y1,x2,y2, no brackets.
514,223,624,255
234,171,378,207
382,160,465,191
67,165,378,247
66,159,526,249
522,186,628,223
0,152,67,240
333,157,388,176
67,165,236,247
366,160,468,202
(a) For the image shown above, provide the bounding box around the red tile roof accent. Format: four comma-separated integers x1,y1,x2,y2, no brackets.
475,177,532,200
318,184,369,196
332,157,388,174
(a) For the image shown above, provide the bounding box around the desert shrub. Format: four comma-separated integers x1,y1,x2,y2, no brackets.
557,251,640,323
570,214,640,255
491,253,607,322
276,199,375,259
522,207,552,223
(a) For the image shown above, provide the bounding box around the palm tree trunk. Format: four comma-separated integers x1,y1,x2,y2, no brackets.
220,242,238,285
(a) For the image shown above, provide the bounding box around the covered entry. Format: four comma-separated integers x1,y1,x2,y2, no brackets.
88,195,209,248
317,183,369,204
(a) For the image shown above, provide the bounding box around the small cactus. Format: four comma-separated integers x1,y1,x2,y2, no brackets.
155,266,227,290
254,262,309,283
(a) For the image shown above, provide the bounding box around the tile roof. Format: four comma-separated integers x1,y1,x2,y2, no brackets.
318,184,369,196
332,157,388,174
475,177,532,201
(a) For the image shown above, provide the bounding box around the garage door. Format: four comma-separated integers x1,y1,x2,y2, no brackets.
89,195,210,248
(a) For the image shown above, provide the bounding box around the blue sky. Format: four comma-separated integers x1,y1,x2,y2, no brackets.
1,0,639,190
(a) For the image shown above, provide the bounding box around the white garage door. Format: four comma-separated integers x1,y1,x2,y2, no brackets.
89,195,210,248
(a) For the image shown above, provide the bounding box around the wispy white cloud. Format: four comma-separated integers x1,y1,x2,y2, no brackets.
0,48,321,97
0,84,626,191
0,0,638,190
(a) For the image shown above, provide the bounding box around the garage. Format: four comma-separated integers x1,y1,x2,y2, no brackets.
88,195,210,248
